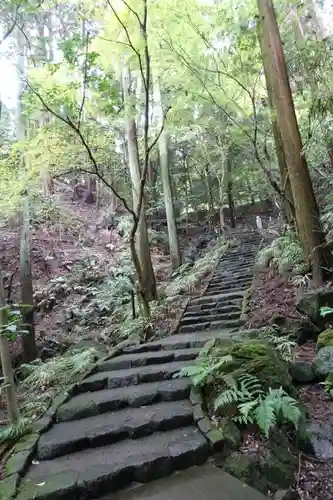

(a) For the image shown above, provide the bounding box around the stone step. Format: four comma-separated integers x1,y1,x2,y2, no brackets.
122,332,230,354
20,427,208,500
190,292,244,306
38,400,194,460
78,361,189,393
180,311,240,326
207,279,252,290
206,282,251,293
178,318,243,333
57,378,192,422
97,348,200,372
185,304,240,316
205,285,248,296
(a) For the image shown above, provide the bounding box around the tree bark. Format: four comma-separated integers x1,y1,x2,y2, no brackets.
122,65,157,302
0,269,20,423
20,195,37,362
227,158,235,228
257,23,295,224
257,0,332,285
153,77,181,269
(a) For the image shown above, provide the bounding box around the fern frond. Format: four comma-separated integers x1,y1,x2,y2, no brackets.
214,387,244,410
0,419,32,445
255,396,277,438
267,387,301,430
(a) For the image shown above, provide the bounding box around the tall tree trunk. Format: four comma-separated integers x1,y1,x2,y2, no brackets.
122,66,157,303
257,23,295,224
257,0,332,285
0,269,20,423
153,77,181,269
226,158,236,228
204,165,214,214
20,195,37,362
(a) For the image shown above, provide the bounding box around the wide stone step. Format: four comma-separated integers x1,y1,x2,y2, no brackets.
97,348,200,372
205,285,248,296
57,378,192,422
20,427,208,500
206,282,251,293
122,332,232,354
180,311,240,326
207,280,252,290
185,304,240,316
38,400,194,460
190,292,244,306
179,318,243,333
78,361,188,392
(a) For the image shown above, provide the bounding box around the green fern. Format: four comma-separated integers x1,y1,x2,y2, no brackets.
174,355,232,387
256,388,301,437
260,328,297,363
0,419,32,445
214,373,264,410
256,231,306,275
214,374,301,437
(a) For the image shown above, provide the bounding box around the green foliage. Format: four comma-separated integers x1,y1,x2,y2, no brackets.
320,306,333,318
259,326,297,362
214,374,301,438
174,354,233,387
166,240,228,296
256,231,307,276
320,372,333,398
17,348,97,420
0,419,32,445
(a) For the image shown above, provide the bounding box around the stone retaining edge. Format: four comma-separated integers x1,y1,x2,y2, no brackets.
189,386,225,453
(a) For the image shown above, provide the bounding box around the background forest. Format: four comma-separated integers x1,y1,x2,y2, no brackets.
1,1,333,498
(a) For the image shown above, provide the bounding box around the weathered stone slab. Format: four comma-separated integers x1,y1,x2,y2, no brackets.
38,400,194,460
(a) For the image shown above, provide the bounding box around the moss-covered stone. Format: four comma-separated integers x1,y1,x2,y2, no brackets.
17,471,79,500
1,473,19,499
227,341,293,392
218,417,241,449
312,346,333,379
289,361,315,383
223,452,257,483
317,329,333,351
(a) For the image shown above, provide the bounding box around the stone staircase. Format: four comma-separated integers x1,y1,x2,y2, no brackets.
16,230,262,500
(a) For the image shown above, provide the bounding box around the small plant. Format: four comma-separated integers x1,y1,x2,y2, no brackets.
214,374,301,437
260,326,297,363
174,354,232,387
320,306,333,318
256,231,307,275
320,373,333,398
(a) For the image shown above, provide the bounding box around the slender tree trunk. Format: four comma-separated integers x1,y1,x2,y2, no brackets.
20,195,37,362
0,269,20,423
122,66,157,303
153,77,181,269
226,158,236,228
257,0,332,285
204,165,214,214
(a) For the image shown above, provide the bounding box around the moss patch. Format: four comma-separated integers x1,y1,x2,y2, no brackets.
316,329,333,351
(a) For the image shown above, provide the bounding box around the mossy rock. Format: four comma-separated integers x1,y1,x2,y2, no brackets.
223,452,258,484
289,360,315,383
316,329,333,351
218,417,241,450
228,341,293,392
312,346,333,379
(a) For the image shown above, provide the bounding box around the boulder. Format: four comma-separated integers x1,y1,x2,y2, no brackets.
296,289,333,327
312,346,333,379
307,420,333,459
316,329,333,351
289,360,315,383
